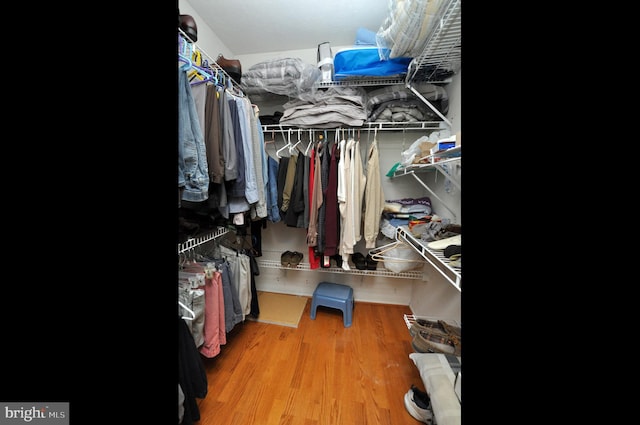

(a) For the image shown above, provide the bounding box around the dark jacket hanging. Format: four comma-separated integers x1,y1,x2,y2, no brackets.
178,315,208,425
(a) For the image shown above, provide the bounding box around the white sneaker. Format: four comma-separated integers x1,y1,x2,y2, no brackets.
404,388,434,424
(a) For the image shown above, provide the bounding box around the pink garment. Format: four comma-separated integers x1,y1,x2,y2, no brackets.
307,147,321,269
199,270,226,358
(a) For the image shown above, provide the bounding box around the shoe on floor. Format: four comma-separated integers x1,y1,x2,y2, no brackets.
404,386,433,423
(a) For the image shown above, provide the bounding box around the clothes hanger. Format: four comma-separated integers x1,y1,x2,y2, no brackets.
304,130,314,156
187,49,204,81
264,130,275,146
178,53,192,71
178,301,195,321
276,128,292,158
179,272,204,289
368,240,425,263
217,68,226,87
178,38,194,72
189,64,218,86
289,129,303,155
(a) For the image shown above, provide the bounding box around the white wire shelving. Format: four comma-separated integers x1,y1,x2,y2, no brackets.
396,226,461,291
261,121,448,133
403,314,461,331
177,227,229,254
257,259,423,280
391,145,461,221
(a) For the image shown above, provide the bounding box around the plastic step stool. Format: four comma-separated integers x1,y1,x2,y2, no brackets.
310,282,354,327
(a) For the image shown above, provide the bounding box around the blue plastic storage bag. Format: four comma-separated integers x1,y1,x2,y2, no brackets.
333,47,412,80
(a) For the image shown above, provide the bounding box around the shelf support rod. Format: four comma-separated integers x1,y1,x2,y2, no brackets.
407,171,457,222
396,227,461,291
433,162,461,191
407,84,452,127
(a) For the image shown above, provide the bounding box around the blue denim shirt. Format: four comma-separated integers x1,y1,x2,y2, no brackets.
267,155,281,222
235,97,258,204
178,70,209,202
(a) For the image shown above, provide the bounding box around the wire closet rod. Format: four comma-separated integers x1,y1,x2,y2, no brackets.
178,28,241,89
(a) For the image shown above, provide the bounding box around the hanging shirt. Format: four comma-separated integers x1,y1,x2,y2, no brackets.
363,137,385,248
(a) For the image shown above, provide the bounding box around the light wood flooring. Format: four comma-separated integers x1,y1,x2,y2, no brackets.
194,297,425,425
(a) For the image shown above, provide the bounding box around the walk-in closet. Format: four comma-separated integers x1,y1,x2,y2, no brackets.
177,1,462,424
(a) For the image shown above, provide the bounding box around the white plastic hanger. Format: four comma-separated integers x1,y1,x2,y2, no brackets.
304,129,314,156
288,129,302,155
178,301,195,321
368,240,425,263
276,128,292,158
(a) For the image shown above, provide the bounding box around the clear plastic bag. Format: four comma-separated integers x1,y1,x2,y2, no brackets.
369,241,424,273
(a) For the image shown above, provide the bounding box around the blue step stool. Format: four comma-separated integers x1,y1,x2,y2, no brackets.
310,282,354,327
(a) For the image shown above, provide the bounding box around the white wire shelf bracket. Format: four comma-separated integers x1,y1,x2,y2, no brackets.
396,226,461,291
393,155,460,187
257,259,423,280
177,227,230,254
391,147,461,220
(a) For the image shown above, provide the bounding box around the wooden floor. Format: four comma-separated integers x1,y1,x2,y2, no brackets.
194,297,425,425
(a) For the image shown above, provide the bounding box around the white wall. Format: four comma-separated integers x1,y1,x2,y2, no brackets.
179,0,461,322
179,0,235,60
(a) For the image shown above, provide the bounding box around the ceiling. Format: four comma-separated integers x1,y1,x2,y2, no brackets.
186,0,391,55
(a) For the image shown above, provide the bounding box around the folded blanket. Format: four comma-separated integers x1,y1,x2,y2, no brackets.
369,98,437,122
241,57,320,97
365,83,448,122
278,86,368,128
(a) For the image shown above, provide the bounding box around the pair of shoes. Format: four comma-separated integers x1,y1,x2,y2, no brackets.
404,385,433,423
351,253,367,270
351,253,379,271
365,253,377,270
412,329,457,354
281,251,293,266
281,251,303,267
409,318,446,337
290,251,303,266
320,254,343,268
